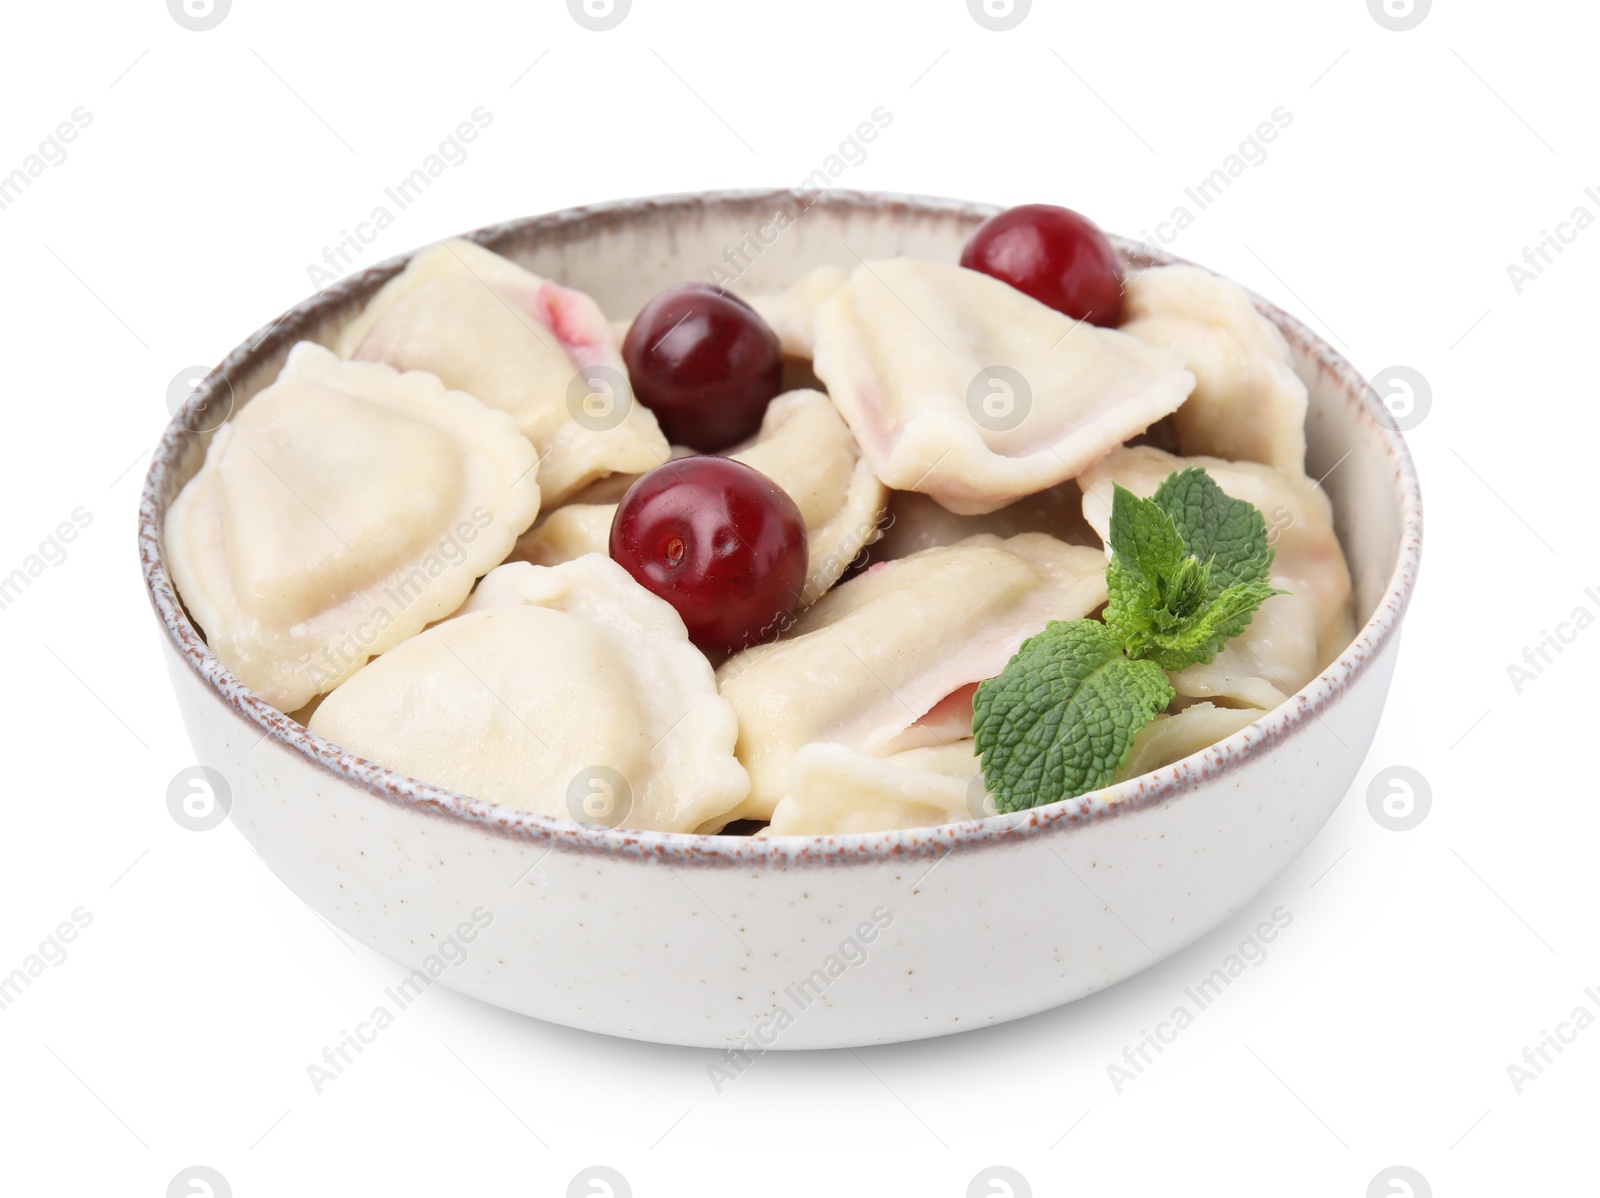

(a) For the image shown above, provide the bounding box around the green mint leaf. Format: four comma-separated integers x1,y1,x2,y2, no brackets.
973,620,1175,813
1161,551,1212,620
1135,577,1284,670
1111,467,1285,669
1149,467,1275,593
1104,483,1185,646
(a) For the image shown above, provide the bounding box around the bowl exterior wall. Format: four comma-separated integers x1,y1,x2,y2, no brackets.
164,632,1395,1049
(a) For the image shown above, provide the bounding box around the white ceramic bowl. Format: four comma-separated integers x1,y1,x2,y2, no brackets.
141,190,1422,1049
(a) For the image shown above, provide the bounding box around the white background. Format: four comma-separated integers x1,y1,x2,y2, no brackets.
0,0,1593,1194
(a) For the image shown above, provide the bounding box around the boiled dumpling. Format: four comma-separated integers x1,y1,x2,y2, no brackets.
165,342,540,713
765,741,986,836
1079,445,1354,703
1118,702,1261,779
511,390,886,606
721,389,886,603
1121,265,1308,476
768,700,1261,836
1164,590,1321,710
310,556,750,833
714,533,1109,822
870,480,1101,563
739,265,849,359
561,446,697,507
510,504,614,568
338,239,670,504
811,258,1195,515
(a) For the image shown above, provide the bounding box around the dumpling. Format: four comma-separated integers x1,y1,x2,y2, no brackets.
310,556,750,833
165,341,540,713
810,258,1195,515
1079,445,1354,703
738,265,849,359
714,533,1108,822
1118,702,1261,779
870,480,1101,563
765,741,985,836
510,390,886,606
612,268,846,362
767,700,1261,836
767,700,1262,836
560,445,697,508
509,504,614,568
721,390,887,604
337,239,669,504
1121,265,1308,476
1162,590,1321,710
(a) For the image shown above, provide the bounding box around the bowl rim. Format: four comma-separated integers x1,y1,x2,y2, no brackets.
139,187,1424,869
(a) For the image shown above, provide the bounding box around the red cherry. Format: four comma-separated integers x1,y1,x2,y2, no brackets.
621,283,783,452
609,456,808,656
959,204,1124,326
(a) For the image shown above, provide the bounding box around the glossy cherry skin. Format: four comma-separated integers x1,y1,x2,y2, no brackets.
621,283,783,452
959,203,1124,326
609,456,808,656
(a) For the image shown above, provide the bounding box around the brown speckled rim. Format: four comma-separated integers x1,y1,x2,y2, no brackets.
138,188,1423,869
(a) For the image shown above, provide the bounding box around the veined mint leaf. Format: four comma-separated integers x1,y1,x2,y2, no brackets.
973,620,1175,813
1149,467,1275,593
1104,483,1185,646
1136,577,1283,670
1106,479,1272,666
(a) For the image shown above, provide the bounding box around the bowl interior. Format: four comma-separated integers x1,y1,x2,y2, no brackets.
142,189,1421,853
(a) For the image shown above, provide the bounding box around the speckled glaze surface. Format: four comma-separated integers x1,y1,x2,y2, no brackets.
141,190,1422,1048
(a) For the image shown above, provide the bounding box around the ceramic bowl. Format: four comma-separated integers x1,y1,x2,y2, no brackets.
140,189,1422,1049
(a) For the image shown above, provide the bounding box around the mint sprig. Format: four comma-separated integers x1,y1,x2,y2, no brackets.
974,467,1285,813
973,622,1173,808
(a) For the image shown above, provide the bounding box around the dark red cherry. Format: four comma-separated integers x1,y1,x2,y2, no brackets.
959,203,1124,326
621,283,783,451
609,456,808,656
